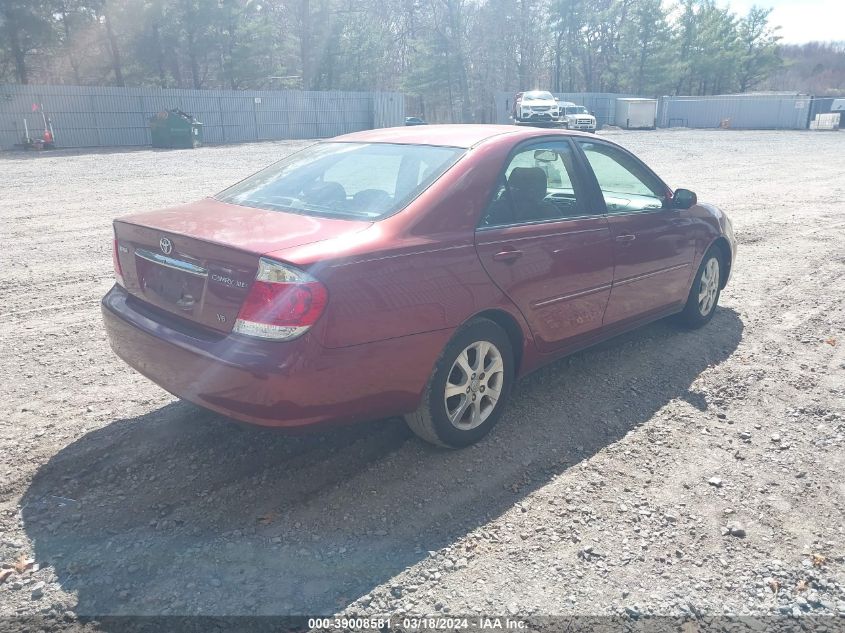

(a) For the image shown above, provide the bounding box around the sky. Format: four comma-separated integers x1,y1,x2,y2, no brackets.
720,0,845,44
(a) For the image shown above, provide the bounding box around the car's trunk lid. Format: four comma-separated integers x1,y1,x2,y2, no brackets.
114,198,370,333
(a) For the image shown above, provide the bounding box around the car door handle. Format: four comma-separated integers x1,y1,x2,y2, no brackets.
615,234,636,243
493,250,523,262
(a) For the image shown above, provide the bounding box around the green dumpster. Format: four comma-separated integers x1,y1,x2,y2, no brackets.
149,109,203,149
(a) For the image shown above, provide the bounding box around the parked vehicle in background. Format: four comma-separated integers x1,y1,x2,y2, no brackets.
102,124,736,449
513,91,561,123
405,116,427,126
559,102,596,132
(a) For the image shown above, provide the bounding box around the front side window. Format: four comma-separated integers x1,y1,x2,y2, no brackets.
481,142,586,227
578,141,666,214
216,142,464,220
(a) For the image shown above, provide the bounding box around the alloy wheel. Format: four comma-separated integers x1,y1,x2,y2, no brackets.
698,257,720,316
444,341,504,430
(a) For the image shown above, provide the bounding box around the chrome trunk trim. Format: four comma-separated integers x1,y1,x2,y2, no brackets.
135,248,208,277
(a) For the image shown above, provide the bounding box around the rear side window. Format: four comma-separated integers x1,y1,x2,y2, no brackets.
578,141,666,213
216,142,464,220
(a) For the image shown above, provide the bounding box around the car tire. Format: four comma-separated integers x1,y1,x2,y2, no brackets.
677,247,723,329
405,318,514,448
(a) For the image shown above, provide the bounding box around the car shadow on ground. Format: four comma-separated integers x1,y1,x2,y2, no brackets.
21,308,742,625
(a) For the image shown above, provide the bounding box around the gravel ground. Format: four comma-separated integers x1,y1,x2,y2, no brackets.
0,130,843,629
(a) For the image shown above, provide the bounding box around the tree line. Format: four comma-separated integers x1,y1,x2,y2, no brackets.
763,42,845,97
1,0,838,123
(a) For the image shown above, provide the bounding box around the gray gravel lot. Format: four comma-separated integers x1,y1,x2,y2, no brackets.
0,130,843,627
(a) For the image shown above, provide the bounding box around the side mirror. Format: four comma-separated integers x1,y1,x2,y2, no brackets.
673,188,697,209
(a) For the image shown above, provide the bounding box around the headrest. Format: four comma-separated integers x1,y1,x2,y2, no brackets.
306,181,346,205
508,167,547,202
350,188,392,211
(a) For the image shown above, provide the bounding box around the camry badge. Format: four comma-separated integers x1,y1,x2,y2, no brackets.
159,237,173,255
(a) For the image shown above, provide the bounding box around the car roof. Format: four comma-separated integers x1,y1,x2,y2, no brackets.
332,124,593,149
334,125,520,148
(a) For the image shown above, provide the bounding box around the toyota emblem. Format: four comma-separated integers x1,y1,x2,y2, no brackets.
159,237,173,255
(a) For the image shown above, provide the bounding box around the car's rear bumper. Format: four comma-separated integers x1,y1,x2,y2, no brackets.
102,285,451,429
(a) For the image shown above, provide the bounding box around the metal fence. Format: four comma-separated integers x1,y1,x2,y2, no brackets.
0,84,405,150
657,94,812,130
494,92,638,128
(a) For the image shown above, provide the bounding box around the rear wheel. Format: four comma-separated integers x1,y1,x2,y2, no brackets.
405,318,514,448
678,248,722,328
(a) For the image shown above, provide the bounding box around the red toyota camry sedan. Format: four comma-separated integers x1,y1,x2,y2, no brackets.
102,125,735,448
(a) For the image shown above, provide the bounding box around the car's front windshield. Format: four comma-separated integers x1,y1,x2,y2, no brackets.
566,106,589,115
524,91,554,100
216,142,464,220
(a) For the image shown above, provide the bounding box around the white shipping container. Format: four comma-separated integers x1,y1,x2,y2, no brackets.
615,98,658,129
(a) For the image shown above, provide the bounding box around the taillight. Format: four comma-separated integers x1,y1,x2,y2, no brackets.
233,258,328,340
113,236,125,287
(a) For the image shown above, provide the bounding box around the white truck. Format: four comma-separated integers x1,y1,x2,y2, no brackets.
558,102,597,132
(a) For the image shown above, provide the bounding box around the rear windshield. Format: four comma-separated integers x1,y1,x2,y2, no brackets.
216,142,464,220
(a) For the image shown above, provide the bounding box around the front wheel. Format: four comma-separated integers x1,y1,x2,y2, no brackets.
678,248,722,328
405,319,514,448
